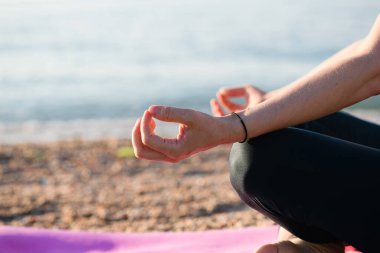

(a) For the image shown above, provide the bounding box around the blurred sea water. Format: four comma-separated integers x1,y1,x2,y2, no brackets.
0,0,379,143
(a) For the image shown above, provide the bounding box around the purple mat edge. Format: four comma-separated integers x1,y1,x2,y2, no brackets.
0,225,278,253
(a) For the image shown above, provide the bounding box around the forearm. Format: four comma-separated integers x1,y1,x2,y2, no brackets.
246,62,376,137
264,14,380,101
263,39,365,101
223,18,380,142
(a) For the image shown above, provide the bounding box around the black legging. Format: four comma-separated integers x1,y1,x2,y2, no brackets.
229,111,380,253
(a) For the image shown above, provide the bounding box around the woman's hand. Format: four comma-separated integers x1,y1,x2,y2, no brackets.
132,85,268,163
210,84,267,116
132,105,243,163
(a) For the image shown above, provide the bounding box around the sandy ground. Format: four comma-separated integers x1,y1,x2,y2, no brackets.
0,139,272,232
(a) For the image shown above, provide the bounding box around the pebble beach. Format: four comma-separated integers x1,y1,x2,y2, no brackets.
0,139,272,232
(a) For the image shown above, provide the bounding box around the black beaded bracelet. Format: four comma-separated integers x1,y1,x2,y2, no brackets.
232,112,248,143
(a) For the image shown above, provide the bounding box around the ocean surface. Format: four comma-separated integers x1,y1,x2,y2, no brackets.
1,0,380,144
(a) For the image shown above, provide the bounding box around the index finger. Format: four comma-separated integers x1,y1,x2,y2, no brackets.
217,92,247,112
218,87,247,97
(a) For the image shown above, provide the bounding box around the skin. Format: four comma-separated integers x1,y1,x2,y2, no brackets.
132,14,380,252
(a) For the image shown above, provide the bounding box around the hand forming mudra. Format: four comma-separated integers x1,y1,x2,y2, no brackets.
132,85,262,163
210,85,267,116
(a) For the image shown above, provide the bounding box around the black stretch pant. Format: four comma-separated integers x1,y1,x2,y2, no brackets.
229,111,380,253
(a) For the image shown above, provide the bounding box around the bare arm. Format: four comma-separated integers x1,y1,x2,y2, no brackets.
227,15,380,141
264,14,380,101
263,39,365,101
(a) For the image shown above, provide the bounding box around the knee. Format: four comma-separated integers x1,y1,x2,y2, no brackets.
229,132,279,198
229,141,254,195
229,128,300,199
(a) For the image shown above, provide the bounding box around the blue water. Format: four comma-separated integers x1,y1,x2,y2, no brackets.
0,0,379,143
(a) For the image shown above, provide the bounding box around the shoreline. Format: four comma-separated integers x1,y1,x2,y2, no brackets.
1,109,379,146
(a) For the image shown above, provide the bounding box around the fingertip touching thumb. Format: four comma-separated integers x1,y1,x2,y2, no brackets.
148,105,162,116
148,105,191,124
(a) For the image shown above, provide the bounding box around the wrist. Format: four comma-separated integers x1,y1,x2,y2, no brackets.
217,113,248,144
231,112,248,142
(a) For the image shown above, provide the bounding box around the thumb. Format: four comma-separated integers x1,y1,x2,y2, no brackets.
148,105,193,124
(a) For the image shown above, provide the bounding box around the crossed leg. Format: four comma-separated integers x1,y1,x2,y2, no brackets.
229,112,380,253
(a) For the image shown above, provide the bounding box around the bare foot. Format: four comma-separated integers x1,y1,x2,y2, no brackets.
254,227,344,253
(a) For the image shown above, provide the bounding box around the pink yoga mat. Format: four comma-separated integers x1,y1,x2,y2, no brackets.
0,226,360,253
